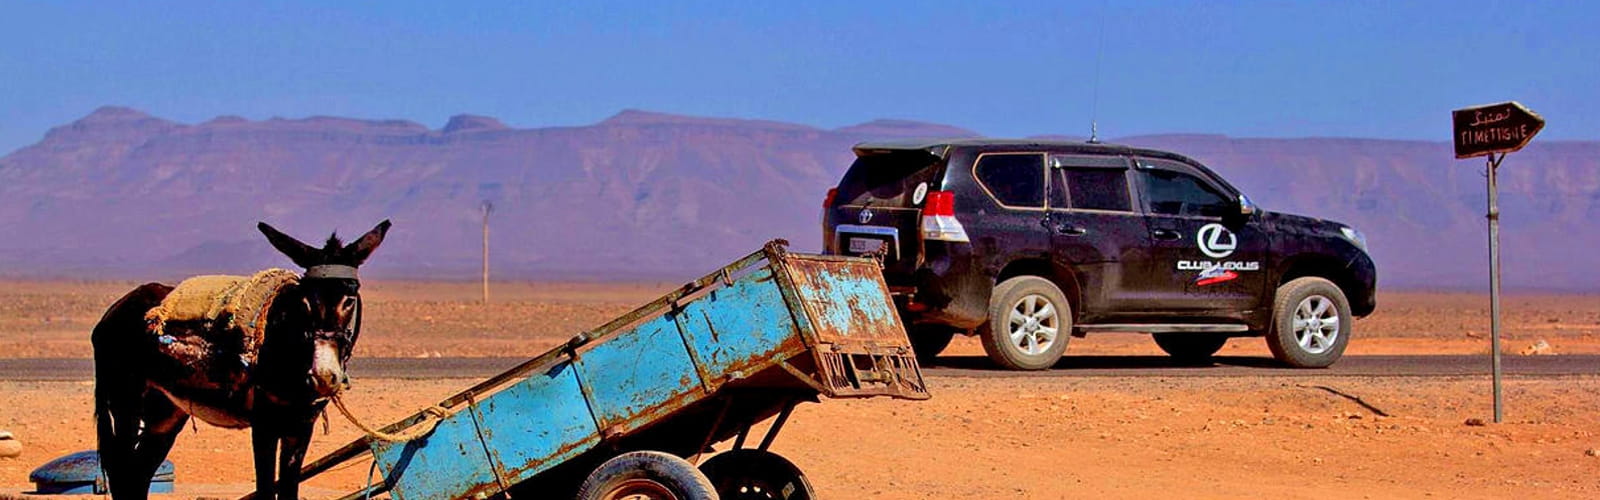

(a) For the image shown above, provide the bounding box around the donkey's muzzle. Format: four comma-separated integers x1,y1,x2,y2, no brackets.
308,337,349,397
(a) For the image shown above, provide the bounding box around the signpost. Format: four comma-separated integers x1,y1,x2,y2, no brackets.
1451,101,1544,423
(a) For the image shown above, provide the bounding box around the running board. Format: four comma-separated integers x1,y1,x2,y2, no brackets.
1076,324,1250,334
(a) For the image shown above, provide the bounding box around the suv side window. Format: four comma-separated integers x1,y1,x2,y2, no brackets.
973,153,1045,208
1049,155,1132,212
1138,159,1231,217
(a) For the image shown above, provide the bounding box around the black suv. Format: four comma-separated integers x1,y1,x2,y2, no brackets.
822,139,1376,370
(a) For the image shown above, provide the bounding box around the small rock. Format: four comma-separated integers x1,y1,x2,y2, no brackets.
1519,339,1554,356
0,431,21,459
1585,448,1599,457
1465,418,1487,427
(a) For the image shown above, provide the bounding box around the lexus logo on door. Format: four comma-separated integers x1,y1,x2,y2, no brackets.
1197,223,1237,258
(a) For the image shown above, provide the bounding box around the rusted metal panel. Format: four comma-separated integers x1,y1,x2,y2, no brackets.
775,253,930,400
574,313,707,438
373,362,602,500
475,362,603,492
781,255,910,347
369,402,499,500
676,266,808,387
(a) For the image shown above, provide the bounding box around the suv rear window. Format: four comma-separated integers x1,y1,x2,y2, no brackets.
1049,156,1132,212
974,153,1045,208
836,151,942,206
1053,168,1132,212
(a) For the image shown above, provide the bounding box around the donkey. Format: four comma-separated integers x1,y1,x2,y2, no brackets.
92,220,390,500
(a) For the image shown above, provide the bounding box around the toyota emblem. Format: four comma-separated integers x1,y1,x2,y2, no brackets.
858,208,873,224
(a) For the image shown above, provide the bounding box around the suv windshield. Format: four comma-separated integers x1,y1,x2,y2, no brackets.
836,151,943,207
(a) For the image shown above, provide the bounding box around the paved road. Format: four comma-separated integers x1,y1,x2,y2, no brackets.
1,355,1595,381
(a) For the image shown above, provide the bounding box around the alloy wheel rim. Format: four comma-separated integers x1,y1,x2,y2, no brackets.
1008,294,1059,355
1292,295,1340,355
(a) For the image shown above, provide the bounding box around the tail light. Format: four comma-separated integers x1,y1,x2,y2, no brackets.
821,187,839,229
924,190,955,216
920,190,969,242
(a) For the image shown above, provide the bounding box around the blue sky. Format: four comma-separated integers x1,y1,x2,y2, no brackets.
2,0,1595,155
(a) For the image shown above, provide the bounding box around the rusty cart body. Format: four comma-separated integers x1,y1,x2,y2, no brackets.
284,241,929,499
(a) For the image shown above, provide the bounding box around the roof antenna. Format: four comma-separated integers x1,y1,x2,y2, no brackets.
1087,0,1108,144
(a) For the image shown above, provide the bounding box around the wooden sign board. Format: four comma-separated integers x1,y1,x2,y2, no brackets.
1453,101,1544,159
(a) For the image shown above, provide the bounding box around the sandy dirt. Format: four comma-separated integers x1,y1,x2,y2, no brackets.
2,376,1598,499
1,281,1598,498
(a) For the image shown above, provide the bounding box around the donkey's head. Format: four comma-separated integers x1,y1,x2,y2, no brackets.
257,220,391,400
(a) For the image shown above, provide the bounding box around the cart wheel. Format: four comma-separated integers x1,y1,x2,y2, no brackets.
576,451,718,500
699,449,814,500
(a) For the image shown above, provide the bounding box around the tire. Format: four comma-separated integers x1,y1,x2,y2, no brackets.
907,324,958,364
1153,333,1228,363
980,276,1071,370
699,449,814,500
1266,277,1352,368
576,451,719,500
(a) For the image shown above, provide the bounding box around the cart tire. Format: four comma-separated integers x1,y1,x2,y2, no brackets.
908,324,958,364
577,451,719,500
699,449,814,500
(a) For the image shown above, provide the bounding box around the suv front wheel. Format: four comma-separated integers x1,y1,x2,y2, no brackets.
1266,277,1352,368
981,276,1071,370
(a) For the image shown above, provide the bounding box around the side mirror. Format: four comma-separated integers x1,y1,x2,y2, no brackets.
1238,194,1257,216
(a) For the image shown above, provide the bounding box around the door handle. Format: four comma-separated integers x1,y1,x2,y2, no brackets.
1152,229,1182,241
1056,224,1087,236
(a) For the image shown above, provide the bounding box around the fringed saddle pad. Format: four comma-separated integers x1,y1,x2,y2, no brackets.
145,269,300,394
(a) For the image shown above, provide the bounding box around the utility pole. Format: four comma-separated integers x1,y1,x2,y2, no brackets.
481,201,492,305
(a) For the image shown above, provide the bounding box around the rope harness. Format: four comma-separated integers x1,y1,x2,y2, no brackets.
328,394,451,443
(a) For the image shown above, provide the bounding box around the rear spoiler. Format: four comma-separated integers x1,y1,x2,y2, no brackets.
851,141,952,158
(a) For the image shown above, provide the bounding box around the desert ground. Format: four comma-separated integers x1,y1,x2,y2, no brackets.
2,281,1598,498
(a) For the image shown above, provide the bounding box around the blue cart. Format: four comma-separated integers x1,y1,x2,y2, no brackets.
273,241,929,500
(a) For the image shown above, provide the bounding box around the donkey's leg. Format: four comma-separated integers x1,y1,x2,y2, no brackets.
251,412,281,500
99,386,146,500
129,391,188,494
275,407,319,500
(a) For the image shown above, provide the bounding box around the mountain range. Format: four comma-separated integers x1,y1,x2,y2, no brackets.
1,106,1596,290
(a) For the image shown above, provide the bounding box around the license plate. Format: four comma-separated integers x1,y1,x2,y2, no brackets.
849,237,886,254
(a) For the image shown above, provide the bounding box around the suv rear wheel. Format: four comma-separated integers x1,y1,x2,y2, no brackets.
981,276,1071,370
1266,277,1352,368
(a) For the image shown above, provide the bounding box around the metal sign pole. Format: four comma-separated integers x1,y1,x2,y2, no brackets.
1453,101,1541,425
1485,152,1504,423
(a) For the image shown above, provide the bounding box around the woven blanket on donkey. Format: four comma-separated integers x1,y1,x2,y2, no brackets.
144,269,300,395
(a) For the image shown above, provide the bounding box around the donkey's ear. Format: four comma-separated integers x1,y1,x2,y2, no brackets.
258,222,321,268
342,219,392,267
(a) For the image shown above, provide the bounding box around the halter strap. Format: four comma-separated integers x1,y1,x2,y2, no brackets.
304,264,359,279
